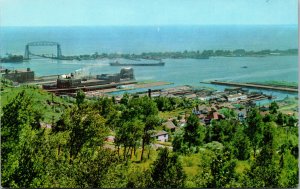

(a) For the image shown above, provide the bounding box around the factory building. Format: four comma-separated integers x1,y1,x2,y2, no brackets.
2,68,34,83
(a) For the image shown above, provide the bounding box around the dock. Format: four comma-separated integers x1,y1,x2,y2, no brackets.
203,80,298,93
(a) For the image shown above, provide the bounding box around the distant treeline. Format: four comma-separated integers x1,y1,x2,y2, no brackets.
1,48,297,62
64,48,298,60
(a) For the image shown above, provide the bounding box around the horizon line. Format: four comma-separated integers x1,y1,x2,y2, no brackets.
1,24,298,27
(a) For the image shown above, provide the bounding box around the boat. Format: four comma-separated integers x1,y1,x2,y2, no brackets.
110,60,165,66
241,66,248,68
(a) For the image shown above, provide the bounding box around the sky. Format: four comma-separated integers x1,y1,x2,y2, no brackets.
0,0,298,26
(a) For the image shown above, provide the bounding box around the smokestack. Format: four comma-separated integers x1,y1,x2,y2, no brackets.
148,89,151,98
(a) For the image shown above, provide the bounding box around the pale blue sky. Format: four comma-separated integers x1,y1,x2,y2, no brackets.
0,0,298,26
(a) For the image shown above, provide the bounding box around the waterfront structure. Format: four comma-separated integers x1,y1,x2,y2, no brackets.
2,68,34,83
226,93,247,102
120,67,135,80
24,41,62,59
42,68,136,93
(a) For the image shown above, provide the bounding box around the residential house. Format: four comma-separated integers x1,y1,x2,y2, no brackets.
152,131,169,142
105,136,115,142
162,121,177,132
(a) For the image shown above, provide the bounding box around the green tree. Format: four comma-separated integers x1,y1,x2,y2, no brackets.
148,148,186,188
1,90,42,187
183,114,205,147
208,149,237,188
231,127,251,160
75,90,85,107
116,119,144,160
269,101,279,114
56,106,108,161
246,108,264,157
248,122,281,187
140,115,159,161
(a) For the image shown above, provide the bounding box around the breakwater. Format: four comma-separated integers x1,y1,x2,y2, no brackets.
204,80,298,93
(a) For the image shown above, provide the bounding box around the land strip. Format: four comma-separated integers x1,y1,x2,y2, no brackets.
203,80,298,93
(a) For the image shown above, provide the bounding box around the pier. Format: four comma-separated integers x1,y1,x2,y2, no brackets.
204,80,298,93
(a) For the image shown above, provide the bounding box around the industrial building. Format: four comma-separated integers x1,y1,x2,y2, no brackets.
1,68,34,83
42,68,135,91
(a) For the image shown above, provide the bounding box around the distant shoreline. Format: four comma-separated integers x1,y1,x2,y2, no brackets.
1,48,297,62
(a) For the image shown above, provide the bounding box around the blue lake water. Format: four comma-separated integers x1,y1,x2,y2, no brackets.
0,25,298,101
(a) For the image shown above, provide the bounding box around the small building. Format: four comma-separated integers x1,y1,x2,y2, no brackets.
120,67,135,80
162,121,177,132
105,136,115,142
152,130,169,142
226,93,247,102
97,73,120,83
2,68,34,83
57,78,82,88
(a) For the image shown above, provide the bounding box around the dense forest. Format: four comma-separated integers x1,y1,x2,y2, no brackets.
1,86,298,188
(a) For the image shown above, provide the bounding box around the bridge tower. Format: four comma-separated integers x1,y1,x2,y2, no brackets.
24,45,30,59
57,44,62,58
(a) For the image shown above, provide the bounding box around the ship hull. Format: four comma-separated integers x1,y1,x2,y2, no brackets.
110,62,165,66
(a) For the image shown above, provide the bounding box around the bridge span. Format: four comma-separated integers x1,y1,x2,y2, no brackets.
24,41,62,59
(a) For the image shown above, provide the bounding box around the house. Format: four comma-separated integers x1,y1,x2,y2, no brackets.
179,119,187,127
197,105,212,114
40,122,52,129
152,131,169,142
226,93,247,102
162,121,177,132
105,136,115,142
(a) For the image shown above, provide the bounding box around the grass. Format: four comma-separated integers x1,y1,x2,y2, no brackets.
137,80,158,84
277,97,298,116
156,141,172,146
159,108,189,120
251,81,298,88
1,85,72,123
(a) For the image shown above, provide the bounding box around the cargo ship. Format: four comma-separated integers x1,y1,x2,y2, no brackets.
110,60,165,66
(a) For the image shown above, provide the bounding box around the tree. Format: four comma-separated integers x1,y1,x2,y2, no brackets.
248,122,281,187
208,149,237,188
116,119,144,161
209,119,239,143
172,130,185,153
75,90,85,107
140,115,159,161
269,101,279,114
1,90,42,187
287,115,298,126
276,112,285,125
183,114,205,147
231,127,251,160
148,148,186,188
120,93,130,106
246,108,264,157
56,106,108,161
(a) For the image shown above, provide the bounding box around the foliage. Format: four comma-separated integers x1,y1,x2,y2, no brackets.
148,148,186,188
183,114,206,147
1,88,298,188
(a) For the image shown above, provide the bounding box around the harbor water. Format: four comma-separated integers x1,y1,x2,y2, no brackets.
1,25,298,101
